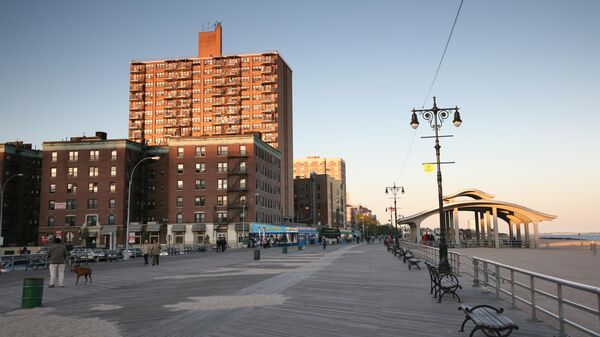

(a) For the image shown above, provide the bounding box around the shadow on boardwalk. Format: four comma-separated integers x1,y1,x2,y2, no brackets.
0,244,558,337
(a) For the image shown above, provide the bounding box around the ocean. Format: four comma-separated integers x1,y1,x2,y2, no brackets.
539,233,600,241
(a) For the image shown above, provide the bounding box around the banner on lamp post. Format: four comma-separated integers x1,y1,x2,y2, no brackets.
423,163,434,173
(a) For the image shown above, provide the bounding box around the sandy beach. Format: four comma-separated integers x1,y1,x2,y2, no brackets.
451,245,600,337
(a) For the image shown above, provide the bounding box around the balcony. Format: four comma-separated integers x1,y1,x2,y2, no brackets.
164,82,177,90
176,62,192,71
130,93,144,101
130,75,144,83
263,105,276,113
163,111,175,118
177,91,191,98
223,59,241,67
178,108,191,116
129,112,143,120
130,64,145,73
130,83,144,92
164,90,178,99
225,69,240,76
262,95,276,103
226,106,241,114
129,103,143,111
225,127,240,134
225,88,240,96
180,129,191,137
262,85,277,93
228,168,248,175
227,185,248,192
262,66,275,73
261,76,277,84
213,79,240,87
262,56,276,64
177,82,192,89
129,131,142,139
129,122,143,130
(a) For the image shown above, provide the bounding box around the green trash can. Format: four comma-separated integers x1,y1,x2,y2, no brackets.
22,278,44,309
253,249,260,260
282,246,288,254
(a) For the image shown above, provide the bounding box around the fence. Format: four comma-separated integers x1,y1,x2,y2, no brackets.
398,241,600,337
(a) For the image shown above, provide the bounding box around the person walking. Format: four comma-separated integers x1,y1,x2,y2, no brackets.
150,240,161,266
322,237,327,250
141,240,150,265
47,237,68,288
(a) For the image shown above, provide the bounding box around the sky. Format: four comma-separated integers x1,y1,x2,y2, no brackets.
1,0,599,233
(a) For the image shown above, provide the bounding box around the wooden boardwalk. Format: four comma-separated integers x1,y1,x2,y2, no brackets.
0,244,559,336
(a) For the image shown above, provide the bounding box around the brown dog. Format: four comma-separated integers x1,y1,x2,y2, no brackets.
72,265,92,285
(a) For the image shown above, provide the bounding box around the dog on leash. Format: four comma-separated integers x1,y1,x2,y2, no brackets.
72,265,92,285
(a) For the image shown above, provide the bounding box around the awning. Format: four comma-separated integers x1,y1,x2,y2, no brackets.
171,224,186,232
129,222,142,232
216,224,229,232
191,224,206,231
146,223,161,232
100,225,117,234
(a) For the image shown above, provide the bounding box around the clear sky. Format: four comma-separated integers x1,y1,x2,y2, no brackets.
1,0,598,233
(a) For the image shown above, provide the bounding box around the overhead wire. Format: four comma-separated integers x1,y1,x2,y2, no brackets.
396,0,465,182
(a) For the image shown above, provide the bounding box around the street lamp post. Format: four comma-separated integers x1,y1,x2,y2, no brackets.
125,156,160,258
241,192,259,249
0,173,24,246
385,183,405,249
410,96,462,274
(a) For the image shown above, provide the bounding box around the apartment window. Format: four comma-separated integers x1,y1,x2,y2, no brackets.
240,162,247,173
108,215,116,225
194,212,205,223
66,199,76,210
177,180,184,190
88,182,98,193
50,168,57,178
217,195,228,206
68,167,78,178
217,162,228,173
176,196,184,207
48,200,55,210
48,217,55,227
49,184,56,194
65,216,76,226
109,182,116,193
108,198,116,209
240,178,247,189
216,211,228,223
194,179,205,190
90,150,99,161
217,145,228,156
217,179,227,189
87,199,98,210
177,147,184,158
195,163,205,173
111,150,117,160
89,166,99,177
176,213,183,224
68,151,78,161
177,163,184,174
240,145,247,156
51,152,58,162
110,166,117,176
67,183,77,194
86,215,97,226
195,146,206,157
194,196,205,207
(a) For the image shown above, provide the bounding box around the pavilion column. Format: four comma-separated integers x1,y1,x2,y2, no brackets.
474,211,481,246
493,207,500,248
533,221,539,249
415,222,421,245
508,221,514,241
454,208,460,247
524,222,531,248
486,211,492,247
516,222,522,240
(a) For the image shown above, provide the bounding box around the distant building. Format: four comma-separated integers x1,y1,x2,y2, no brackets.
294,173,344,228
346,204,377,226
0,142,42,247
127,23,294,223
293,156,346,224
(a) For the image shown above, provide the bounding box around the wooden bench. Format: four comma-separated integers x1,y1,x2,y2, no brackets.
400,249,421,270
426,262,462,303
458,305,519,337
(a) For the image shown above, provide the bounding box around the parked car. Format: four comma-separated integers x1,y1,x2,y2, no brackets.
160,247,179,256
70,248,95,262
107,250,123,261
118,248,136,258
93,249,108,261
132,248,143,257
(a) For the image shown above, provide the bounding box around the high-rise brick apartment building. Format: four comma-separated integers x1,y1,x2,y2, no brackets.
0,142,42,247
128,23,293,222
38,132,167,249
293,156,346,225
294,173,344,228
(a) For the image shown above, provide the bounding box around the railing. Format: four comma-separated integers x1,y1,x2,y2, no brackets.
399,242,469,277
473,257,600,337
1,254,48,272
